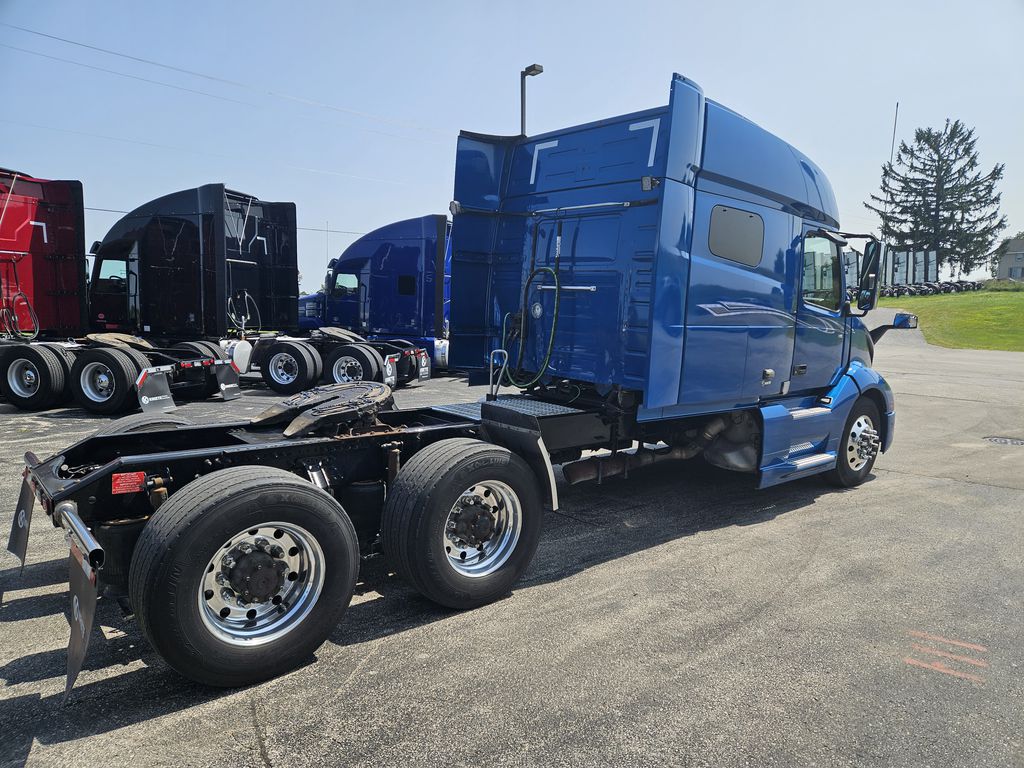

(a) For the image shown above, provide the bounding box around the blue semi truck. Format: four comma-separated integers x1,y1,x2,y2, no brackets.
298,214,451,369
8,74,914,691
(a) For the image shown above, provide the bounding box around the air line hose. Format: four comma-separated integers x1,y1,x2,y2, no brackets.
502,265,561,389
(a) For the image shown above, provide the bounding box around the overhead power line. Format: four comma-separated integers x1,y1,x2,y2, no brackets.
1,118,413,186
1,21,451,137
0,41,447,148
0,43,260,108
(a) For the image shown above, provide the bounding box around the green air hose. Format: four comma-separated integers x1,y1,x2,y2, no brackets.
502,265,561,389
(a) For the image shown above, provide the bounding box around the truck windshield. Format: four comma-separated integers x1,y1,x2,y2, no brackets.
801,235,841,311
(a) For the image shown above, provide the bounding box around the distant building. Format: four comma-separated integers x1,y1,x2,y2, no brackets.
995,238,1024,280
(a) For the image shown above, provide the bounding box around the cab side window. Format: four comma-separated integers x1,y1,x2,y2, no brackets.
94,256,128,292
332,272,358,296
801,235,841,311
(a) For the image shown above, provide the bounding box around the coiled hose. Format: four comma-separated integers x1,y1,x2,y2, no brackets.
501,266,561,389
227,289,262,334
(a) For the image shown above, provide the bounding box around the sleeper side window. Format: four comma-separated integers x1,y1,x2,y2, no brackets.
708,205,764,267
801,235,841,311
398,275,416,296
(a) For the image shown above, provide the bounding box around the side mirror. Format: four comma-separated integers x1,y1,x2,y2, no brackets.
856,240,883,311
89,240,101,255
893,312,918,329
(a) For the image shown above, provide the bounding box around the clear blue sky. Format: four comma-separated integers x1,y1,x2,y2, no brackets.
2,1,1020,287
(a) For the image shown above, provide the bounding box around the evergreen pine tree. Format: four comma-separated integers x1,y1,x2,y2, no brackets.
865,120,1006,278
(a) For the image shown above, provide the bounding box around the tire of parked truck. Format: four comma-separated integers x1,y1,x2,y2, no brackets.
36,343,77,404
70,347,139,414
0,345,67,410
323,344,380,384
92,411,195,437
260,340,319,394
128,466,360,687
353,344,385,382
381,438,544,610
824,397,882,488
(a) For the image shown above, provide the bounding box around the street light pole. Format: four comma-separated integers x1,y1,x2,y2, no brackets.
520,64,543,136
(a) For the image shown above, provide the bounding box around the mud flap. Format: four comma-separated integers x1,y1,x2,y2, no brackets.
6,475,34,571
65,542,98,699
416,349,431,381
213,360,241,401
136,365,176,412
383,354,400,388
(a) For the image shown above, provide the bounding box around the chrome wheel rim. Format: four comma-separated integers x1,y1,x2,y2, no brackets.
331,356,363,383
198,522,326,646
845,414,879,471
441,480,522,578
268,352,299,386
80,361,115,402
7,358,40,398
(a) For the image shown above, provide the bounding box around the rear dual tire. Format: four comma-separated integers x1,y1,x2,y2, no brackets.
128,466,360,688
323,343,384,384
70,347,141,415
0,345,68,411
260,341,323,395
382,438,544,610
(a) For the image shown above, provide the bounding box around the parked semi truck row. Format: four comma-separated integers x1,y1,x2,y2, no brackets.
0,175,429,414
299,213,451,369
7,74,916,693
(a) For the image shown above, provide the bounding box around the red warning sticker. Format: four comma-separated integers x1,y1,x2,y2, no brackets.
111,472,147,495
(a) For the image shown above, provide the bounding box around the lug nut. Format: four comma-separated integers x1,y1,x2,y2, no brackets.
220,588,235,602
237,542,255,554
222,554,236,569
269,545,284,558
215,572,230,586
254,537,270,551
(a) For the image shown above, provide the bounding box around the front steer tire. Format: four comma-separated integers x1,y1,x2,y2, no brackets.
382,438,543,611
824,397,882,488
128,466,360,687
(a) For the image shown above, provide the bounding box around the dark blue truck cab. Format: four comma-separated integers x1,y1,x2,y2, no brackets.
299,214,451,368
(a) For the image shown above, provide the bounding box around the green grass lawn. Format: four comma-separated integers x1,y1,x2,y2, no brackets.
877,289,1024,352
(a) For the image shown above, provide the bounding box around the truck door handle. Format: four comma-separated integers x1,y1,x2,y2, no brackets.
536,285,597,292
793,364,808,375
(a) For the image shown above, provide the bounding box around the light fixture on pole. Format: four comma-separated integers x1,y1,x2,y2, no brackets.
520,64,543,136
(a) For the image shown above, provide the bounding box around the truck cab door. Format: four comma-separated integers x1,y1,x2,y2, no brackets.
325,270,361,328
790,230,846,393
90,242,139,331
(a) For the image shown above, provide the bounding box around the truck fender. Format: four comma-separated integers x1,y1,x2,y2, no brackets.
478,402,559,511
843,361,895,451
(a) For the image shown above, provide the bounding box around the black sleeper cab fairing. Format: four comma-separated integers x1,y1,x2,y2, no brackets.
89,184,298,340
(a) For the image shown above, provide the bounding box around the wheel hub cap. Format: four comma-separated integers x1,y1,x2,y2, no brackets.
269,353,298,385
198,523,326,646
332,356,363,383
442,481,523,578
7,359,40,398
846,415,880,471
226,548,287,603
451,500,497,547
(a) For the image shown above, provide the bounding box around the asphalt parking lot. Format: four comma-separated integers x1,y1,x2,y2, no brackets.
1,314,1022,768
